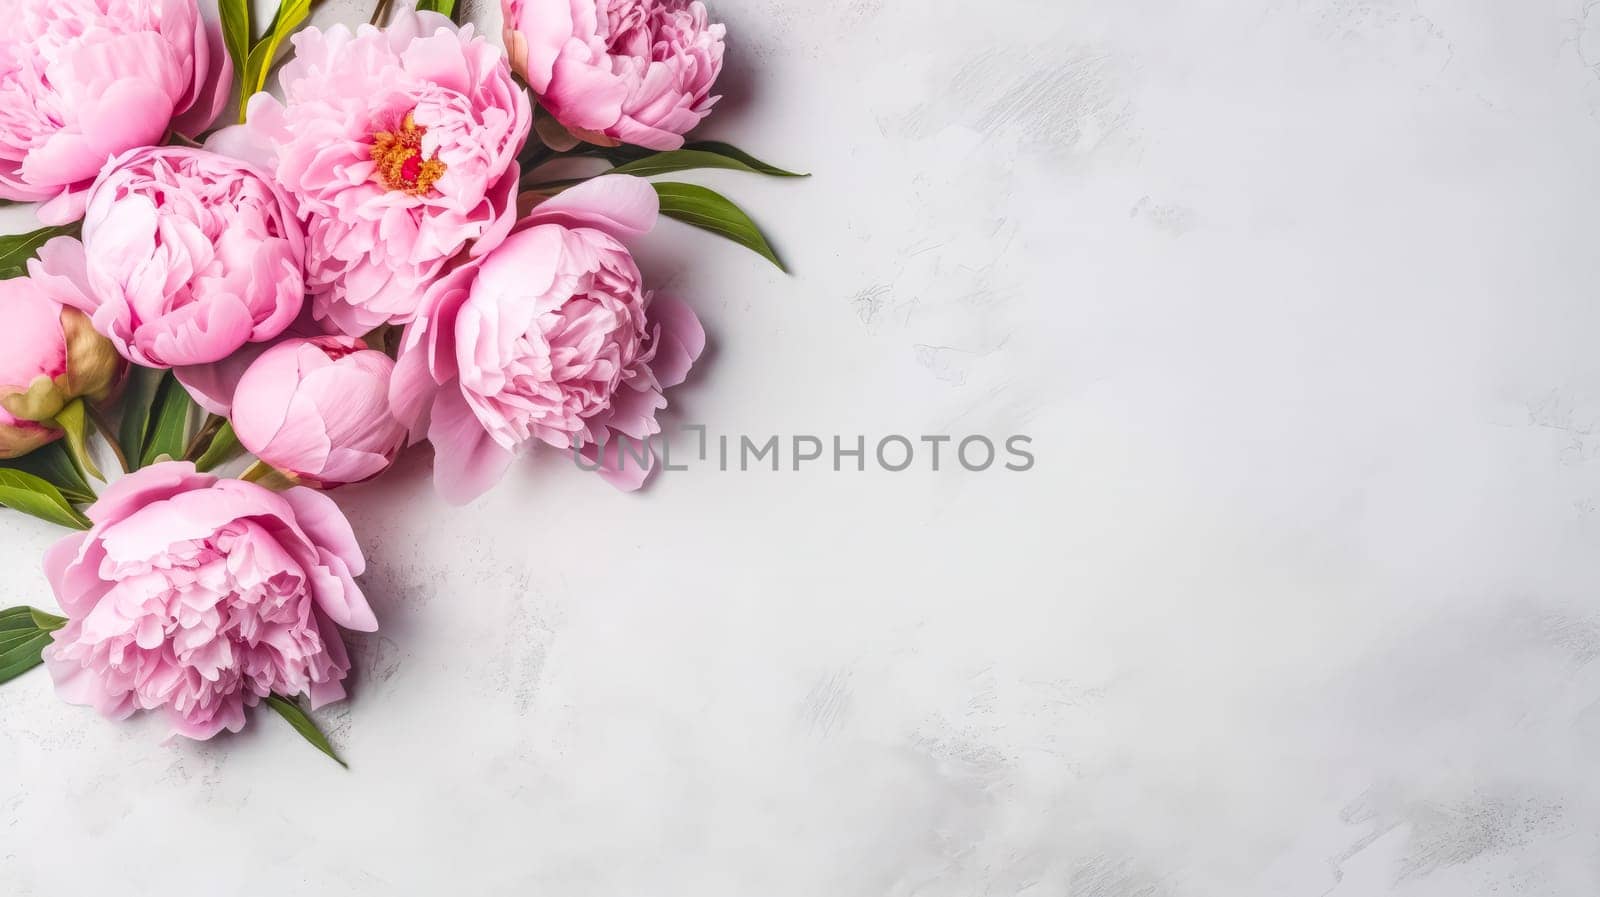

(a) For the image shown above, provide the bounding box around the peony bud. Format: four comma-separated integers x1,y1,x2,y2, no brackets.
231,337,406,488
0,277,125,459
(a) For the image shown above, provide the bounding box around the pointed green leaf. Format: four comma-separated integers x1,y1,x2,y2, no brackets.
0,223,80,280
610,143,807,179
139,373,196,468
685,142,807,177
220,0,251,122
0,607,35,631
265,694,348,768
52,400,104,482
117,366,166,468
243,0,312,104
0,442,94,504
0,610,63,656
0,631,52,685
414,0,456,17
0,606,66,685
652,182,787,271
0,468,92,530
30,608,66,631
193,420,244,473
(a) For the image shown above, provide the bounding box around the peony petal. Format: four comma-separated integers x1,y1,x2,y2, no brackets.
174,340,272,416
524,173,659,240
84,461,216,526
646,294,705,389
389,339,440,438
578,432,656,492
428,387,515,505
279,487,367,578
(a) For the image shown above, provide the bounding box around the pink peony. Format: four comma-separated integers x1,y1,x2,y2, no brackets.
210,6,531,336
41,462,377,741
391,175,704,503
0,0,231,224
29,146,306,370
0,276,123,458
503,0,725,150
232,337,407,488
173,310,338,417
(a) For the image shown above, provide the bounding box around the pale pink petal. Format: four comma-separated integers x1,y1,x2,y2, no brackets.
525,173,659,239
646,294,705,388
429,388,516,505
579,433,656,492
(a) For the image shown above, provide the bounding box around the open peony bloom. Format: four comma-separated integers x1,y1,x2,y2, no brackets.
0,276,124,459
503,0,724,150
41,462,377,741
0,0,231,224
391,175,704,503
29,146,306,370
209,5,531,336
232,337,407,488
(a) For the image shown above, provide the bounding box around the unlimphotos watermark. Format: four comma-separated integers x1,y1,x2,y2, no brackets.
573,426,1035,474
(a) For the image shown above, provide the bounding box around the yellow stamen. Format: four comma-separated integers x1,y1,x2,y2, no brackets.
370,111,446,195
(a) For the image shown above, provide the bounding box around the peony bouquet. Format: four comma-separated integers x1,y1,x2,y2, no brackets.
0,0,799,762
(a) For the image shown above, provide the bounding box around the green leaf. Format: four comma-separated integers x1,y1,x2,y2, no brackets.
139,373,196,468
0,442,94,505
220,0,251,123
0,631,52,685
0,607,67,685
0,223,79,280
29,608,66,630
265,694,347,768
609,143,807,179
414,0,456,17
242,0,312,110
0,468,92,530
51,400,104,482
0,606,35,630
193,421,244,473
651,182,788,271
117,366,166,468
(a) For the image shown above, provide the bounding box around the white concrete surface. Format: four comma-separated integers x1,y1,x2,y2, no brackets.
6,0,1600,893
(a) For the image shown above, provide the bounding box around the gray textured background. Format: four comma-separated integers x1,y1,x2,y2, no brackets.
6,0,1600,893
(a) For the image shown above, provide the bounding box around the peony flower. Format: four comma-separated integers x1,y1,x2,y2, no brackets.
209,5,531,336
0,275,124,459
0,0,232,224
232,337,407,488
391,175,703,503
41,461,377,741
503,0,725,150
29,146,306,369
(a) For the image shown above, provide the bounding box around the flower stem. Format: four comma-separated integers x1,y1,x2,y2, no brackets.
85,402,130,474
369,0,392,26
240,459,297,491
183,414,226,463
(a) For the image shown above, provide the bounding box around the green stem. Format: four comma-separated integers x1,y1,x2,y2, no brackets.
240,459,297,490
183,414,226,463
85,402,130,474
